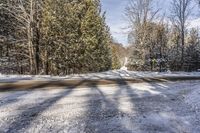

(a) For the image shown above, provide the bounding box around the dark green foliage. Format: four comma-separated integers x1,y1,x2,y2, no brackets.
111,44,121,69
0,0,112,75
80,1,111,72
41,0,112,75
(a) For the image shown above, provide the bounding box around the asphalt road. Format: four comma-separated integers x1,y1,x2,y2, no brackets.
0,80,200,133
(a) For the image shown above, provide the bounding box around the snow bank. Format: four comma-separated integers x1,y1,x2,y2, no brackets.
0,70,200,82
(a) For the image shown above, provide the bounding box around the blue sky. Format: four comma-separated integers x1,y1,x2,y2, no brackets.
101,0,129,45
101,0,199,45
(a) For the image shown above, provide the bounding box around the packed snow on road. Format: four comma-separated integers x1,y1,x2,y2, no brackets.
0,78,200,133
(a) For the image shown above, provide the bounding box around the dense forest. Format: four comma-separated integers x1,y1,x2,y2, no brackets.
0,0,124,75
0,0,200,75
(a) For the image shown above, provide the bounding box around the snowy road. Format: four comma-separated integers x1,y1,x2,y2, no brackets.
1,70,200,83
0,80,200,133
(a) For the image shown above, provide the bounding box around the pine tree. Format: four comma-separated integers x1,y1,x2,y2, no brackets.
41,0,111,75
81,0,111,72
41,0,83,75
111,44,121,69
1,0,112,75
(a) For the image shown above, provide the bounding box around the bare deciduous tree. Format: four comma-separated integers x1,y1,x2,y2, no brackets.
125,0,159,26
125,0,160,53
170,0,192,69
125,0,161,70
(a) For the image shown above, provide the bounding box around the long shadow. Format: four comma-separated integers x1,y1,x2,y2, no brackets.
111,73,172,130
113,77,196,132
0,84,51,107
72,72,200,132
83,82,133,133
3,71,199,132
0,80,82,108
0,91,30,107
114,78,165,132
6,81,85,133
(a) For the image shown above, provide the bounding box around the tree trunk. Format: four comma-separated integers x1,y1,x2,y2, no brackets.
44,45,49,75
27,24,34,74
181,30,185,70
34,22,40,75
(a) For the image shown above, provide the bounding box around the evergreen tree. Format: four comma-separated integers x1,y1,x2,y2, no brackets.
1,0,112,75
41,0,83,75
41,0,111,75
111,44,121,69
80,0,111,72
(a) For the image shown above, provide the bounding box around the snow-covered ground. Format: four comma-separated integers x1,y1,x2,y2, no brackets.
0,80,200,133
0,70,200,82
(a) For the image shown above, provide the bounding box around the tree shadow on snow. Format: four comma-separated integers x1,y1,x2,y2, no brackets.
83,82,134,133
5,81,85,133
3,71,198,133
113,78,195,133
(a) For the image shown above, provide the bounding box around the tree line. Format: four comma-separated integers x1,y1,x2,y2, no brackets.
0,0,123,75
126,0,200,72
